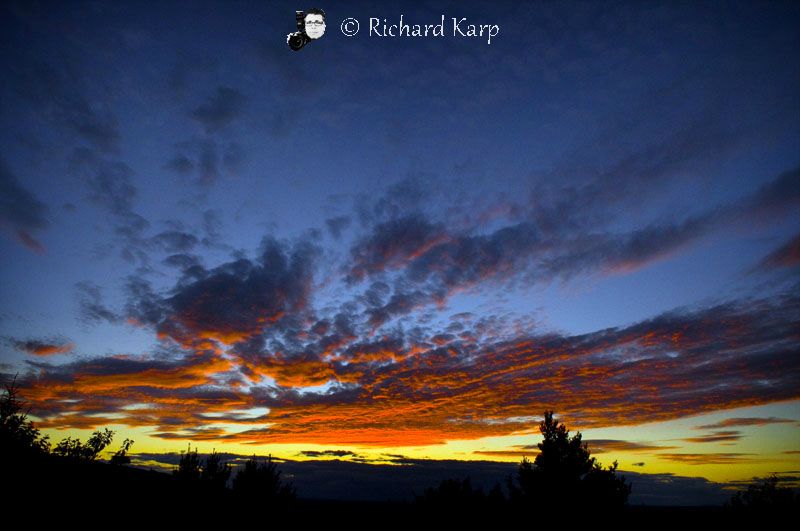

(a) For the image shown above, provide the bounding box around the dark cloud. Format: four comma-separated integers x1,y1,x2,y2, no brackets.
166,139,244,184
537,215,710,281
343,166,800,327
751,233,800,272
364,287,441,330
75,281,120,325
5,52,120,152
682,431,742,444
355,177,429,227
0,158,49,252
584,440,680,453
347,214,447,283
361,281,390,308
124,276,166,328
190,86,246,132
736,167,800,222
69,147,151,265
298,450,360,459
149,231,199,253
126,236,319,347
325,215,351,239
164,154,194,175
163,253,201,270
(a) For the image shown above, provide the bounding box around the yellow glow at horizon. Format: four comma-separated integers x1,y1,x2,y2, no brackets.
39,400,800,483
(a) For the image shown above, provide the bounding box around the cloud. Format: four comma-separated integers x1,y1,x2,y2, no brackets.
163,253,201,270
68,147,153,266
164,154,194,175
657,453,757,465
190,86,246,131
0,158,49,252
76,281,120,325
126,236,318,347
751,233,800,272
341,166,800,326
584,440,680,453
694,417,797,430
473,450,538,458
734,167,800,223
347,214,448,283
16,285,800,447
682,431,742,443
6,52,120,152
11,339,74,356
165,139,245,184
20,350,238,430
298,450,360,459
325,216,351,239
148,230,199,253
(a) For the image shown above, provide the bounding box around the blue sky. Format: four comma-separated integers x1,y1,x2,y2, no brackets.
1,0,798,487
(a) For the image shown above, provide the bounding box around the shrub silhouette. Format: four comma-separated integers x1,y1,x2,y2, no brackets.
174,444,203,482
1,376,50,456
417,476,506,513
53,427,116,461
730,474,797,512
418,477,486,506
110,438,135,465
508,411,630,508
232,454,295,503
202,449,232,490
174,445,232,493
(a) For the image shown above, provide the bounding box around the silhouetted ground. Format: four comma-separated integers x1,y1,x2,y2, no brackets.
7,456,791,525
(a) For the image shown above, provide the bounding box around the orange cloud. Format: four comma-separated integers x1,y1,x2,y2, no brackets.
17,292,800,448
14,340,74,356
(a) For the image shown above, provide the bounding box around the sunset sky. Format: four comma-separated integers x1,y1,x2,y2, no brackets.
1,0,798,490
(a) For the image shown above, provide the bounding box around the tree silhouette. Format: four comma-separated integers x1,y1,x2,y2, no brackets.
232,454,295,503
509,411,630,508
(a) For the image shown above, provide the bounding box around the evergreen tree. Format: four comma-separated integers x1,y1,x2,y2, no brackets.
509,411,630,508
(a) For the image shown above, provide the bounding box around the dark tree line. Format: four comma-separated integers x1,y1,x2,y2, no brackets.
1,377,294,508
172,444,295,502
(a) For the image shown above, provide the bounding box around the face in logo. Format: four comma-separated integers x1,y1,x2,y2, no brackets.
304,12,325,39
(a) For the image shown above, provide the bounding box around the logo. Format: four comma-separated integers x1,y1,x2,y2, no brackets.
287,8,326,51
